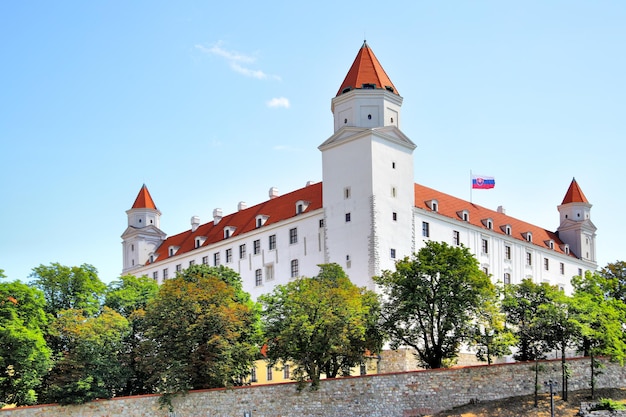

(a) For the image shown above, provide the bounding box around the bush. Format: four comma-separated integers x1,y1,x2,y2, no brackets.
591,398,626,411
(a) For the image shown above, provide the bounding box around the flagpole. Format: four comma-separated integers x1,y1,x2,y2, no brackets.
470,170,473,203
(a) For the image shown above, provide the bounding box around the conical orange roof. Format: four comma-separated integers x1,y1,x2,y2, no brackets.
561,178,589,204
336,41,398,97
132,184,157,210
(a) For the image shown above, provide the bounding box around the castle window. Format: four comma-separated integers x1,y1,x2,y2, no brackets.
319,219,325,228
524,232,533,242
267,365,273,381
453,230,460,245
269,234,277,250
255,269,262,287
176,264,182,272
153,271,158,280
254,239,261,254
505,245,511,260
250,367,257,383
393,212,397,221
526,252,532,266
289,228,298,244
163,268,169,279
503,273,511,285
239,244,246,259
344,118,347,124
392,161,396,169
560,262,565,275
457,210,470,222
390,248,396,259
578,268,583,277
295,200,310,214
290,259,299,278
505,225,511,235
265,264,274,281
284,364,290,379
426,199,438,212
256,215,269,228
422,222,430,238
131,244,134,251
344,187,351,199
368,114,372,120
391,187,397,198
214,252,220,266
202,256,208,265
189,260,195,267
544,258,549,271
483,267,489,275
482,239,489,254
225,248,232,263
345,213,351,222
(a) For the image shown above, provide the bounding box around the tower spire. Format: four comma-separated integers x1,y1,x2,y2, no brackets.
336,41,398,97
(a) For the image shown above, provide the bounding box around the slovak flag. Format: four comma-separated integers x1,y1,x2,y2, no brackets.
472,175,495,189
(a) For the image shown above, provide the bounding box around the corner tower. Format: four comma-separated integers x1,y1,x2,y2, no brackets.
557,178,597,263
121,184,166,274
319,41,416,290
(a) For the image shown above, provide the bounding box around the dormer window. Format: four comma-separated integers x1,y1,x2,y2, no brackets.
545,240,555,250
256,215,269,228
501,224,512,235
168,246,179,257
295,200,310,214
482,218,493,230
457,210,470,222
426,199,438,212
561,244,570,255
362,83,376,89
223,226,236,239
523,232,533,243
385,86,394,93
195,236,207,249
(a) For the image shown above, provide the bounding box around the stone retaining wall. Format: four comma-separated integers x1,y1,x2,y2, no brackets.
2,357,624,417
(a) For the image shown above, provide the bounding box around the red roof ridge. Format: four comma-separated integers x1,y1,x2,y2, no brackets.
336,41,399,97
131,184,157,210
561,178,589,204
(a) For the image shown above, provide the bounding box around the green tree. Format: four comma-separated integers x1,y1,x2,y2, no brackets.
140,265,261,400
599,261,626,302
260,264,383,389
104,274,158,318
30,263,106,318
41,307,130,405
0,280,51,406
571,270,626,399
375,241,494,369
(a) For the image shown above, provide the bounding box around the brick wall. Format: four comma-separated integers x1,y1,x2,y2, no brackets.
2,357,624,417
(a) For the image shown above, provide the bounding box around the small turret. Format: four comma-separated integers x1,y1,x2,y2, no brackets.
557,178,597,263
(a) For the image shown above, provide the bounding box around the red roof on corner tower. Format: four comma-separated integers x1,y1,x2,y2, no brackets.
561,178,589,204
132,184,158,210
336,41,399,97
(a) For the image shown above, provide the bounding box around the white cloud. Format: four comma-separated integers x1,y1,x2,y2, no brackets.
195,41,280,80
267,97,290,108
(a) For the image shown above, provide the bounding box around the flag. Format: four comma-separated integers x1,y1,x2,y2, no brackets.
472,175,495,189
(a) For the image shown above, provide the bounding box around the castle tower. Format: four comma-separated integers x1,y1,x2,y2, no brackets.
121,184,166,274
319,41,416,289
557,178,597,263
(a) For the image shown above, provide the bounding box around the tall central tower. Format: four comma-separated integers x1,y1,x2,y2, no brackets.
319,41,416,289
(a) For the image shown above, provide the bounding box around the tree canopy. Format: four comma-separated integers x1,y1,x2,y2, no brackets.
260,263,382,388
375,241,494,369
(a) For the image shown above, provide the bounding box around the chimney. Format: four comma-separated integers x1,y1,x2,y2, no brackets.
238,201,247,211
191,215,200,232
269,187,279,200
213,208,223,225
306,181,314,187
497,205,506,214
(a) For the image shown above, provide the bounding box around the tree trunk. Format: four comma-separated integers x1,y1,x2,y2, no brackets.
561,343,568,402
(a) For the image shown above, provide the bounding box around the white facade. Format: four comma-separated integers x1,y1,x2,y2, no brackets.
121,42,597,297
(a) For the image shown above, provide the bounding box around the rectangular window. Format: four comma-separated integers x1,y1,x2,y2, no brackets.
390,248,396,259
578,268,583,277
483,267,489,275
253,239,261,255
239,244,246,259
422,222,430,237
289,228,298,244
504,273,511,285
560,262,565,275
453,230,460,245
176,264,182,272
250,367,257,383
214,252,220,266
392,212,397,221
189,260,195,266
269,234,277,250
482,239,488,254
283,364,290,379
526,252,532,266
255,269,262,286
225,248,232,263
319,219,325,228
202,256,208,265
345,212,351,222
153,271,158,280
163,268,169,279
290,259,299,278
505,245,511,260
344,187,351,199
266,365,273,381
544,258,549,271
265,264,274,281
360,363,367,375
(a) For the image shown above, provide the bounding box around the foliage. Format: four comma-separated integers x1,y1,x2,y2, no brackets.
591,397,626,411
104,274,158,318
40,307,130,405
260,264,383,389
139,265,261,398
469,286,516,365
600,261,626,302
375,241,494,369
29,263,106,318
0,280,51,406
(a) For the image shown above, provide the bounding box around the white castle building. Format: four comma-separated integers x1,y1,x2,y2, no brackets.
121,41,597,299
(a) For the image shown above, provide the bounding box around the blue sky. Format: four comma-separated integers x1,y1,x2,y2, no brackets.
1,1,624,284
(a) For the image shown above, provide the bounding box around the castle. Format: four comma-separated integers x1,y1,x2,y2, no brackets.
121,41,597,299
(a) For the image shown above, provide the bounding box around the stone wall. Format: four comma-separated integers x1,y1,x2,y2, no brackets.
2,357,624,417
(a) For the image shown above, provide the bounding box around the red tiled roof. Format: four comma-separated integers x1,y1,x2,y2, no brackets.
336,41,399,97
148,182,323,264
561,178,589,204
414,183,574,257
132,184,157,210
